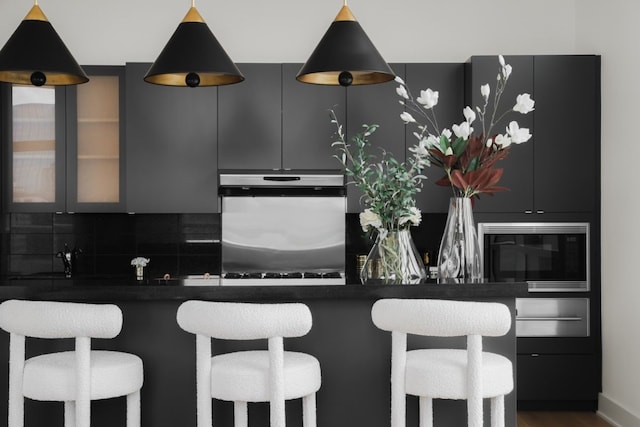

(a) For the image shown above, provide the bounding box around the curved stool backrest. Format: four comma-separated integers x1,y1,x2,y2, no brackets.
177,300,312,340
371,298,511,337
0,299,138,427
0,299,123,339
177,300,316,427
372,299,512,427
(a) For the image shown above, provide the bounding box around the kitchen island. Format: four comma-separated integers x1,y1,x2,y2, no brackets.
0,280,527,427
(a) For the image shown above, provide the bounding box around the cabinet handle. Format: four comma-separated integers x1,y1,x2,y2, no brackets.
536,210,545,214
524,210,533,214
517,316,583,321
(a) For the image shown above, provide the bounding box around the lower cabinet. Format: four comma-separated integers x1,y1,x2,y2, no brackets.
517,353,598,406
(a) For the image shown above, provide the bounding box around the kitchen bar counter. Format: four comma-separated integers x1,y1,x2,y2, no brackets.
0,277,528,300
0,280,526,427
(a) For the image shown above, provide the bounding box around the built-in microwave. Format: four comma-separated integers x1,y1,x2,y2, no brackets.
477,222,590,292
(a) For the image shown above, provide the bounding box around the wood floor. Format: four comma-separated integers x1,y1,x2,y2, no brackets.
517,411,613,427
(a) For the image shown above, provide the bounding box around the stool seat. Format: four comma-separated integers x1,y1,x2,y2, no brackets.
23,350,144,402
405,349,513,400
211,350,321,402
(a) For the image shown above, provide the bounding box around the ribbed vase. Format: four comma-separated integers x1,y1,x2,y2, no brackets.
437,197,482,281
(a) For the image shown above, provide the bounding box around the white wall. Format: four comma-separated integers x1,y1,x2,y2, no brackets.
0,0,577,64
5,0,636,421
576,0,640,423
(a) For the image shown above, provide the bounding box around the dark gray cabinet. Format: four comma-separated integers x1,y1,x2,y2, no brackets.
344,64,406,213
467,55,600,214
467,55,535,214
282,63,345,170
218,64,281,170
404,63,465,213
533,55,599,213
125,63,218,213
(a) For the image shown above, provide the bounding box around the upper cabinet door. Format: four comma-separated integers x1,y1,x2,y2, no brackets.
66,66,125,212
467,56,535,213
282,63,345,170
404,63,465,213
2,84,66,212
533,55,600,213
125,63,219,213
345,64,406,213
218,64,281,170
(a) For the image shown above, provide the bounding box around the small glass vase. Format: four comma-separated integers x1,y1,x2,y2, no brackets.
135,265,144,281
437,197,482,282
360,229,427,284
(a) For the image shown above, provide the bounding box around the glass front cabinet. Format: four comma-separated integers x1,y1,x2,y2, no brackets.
1,66,125,212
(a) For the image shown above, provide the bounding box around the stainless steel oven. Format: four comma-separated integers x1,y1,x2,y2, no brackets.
478,222,590,292
219,172,346,285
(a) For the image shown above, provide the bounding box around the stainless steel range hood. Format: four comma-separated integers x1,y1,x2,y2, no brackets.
219,171,346,285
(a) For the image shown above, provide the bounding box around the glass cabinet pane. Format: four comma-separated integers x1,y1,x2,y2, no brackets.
12,86,56,203
76,75,120,203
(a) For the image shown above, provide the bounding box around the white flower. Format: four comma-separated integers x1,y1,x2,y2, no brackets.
499,55,506,67
131,257,150,267
481,84,490,101
396,85,409,99
399,207,422,227
452,121,473,140
463,106,476,124
360,208,382,232
513,93,535,114
441,128,452,140
494,134,512,148
400,111,416,123
506,121,532,144
427,134,440,148
502,64,512,80
417,89,439,109
394,76,406,85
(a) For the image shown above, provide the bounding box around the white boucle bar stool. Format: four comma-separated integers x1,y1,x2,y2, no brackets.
176,300,321,427
371,299,513,427
0,299,144,427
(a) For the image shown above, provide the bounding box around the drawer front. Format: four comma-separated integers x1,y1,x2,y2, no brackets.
516,298,589,337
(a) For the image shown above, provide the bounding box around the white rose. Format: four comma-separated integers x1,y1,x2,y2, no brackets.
360,209,382,232
399,207,422,227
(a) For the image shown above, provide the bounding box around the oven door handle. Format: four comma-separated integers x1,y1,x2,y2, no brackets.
263,176,301,182
516,316,583,321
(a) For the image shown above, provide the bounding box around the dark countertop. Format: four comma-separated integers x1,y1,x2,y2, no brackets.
0,276,528,301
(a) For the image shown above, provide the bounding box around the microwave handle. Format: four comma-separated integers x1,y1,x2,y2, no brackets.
517,316,583,321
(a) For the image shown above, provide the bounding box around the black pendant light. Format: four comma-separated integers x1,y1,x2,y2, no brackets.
0,1,89,86
144,1,244,87
297,1,394,87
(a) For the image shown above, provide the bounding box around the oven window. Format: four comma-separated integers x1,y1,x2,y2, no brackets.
484,234,587,282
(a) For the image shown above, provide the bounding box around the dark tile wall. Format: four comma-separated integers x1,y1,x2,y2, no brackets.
0,212,446,283
0,213,220,279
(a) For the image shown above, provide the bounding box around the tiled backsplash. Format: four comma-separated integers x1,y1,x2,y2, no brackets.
0,213,220,279
0,212,447,282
